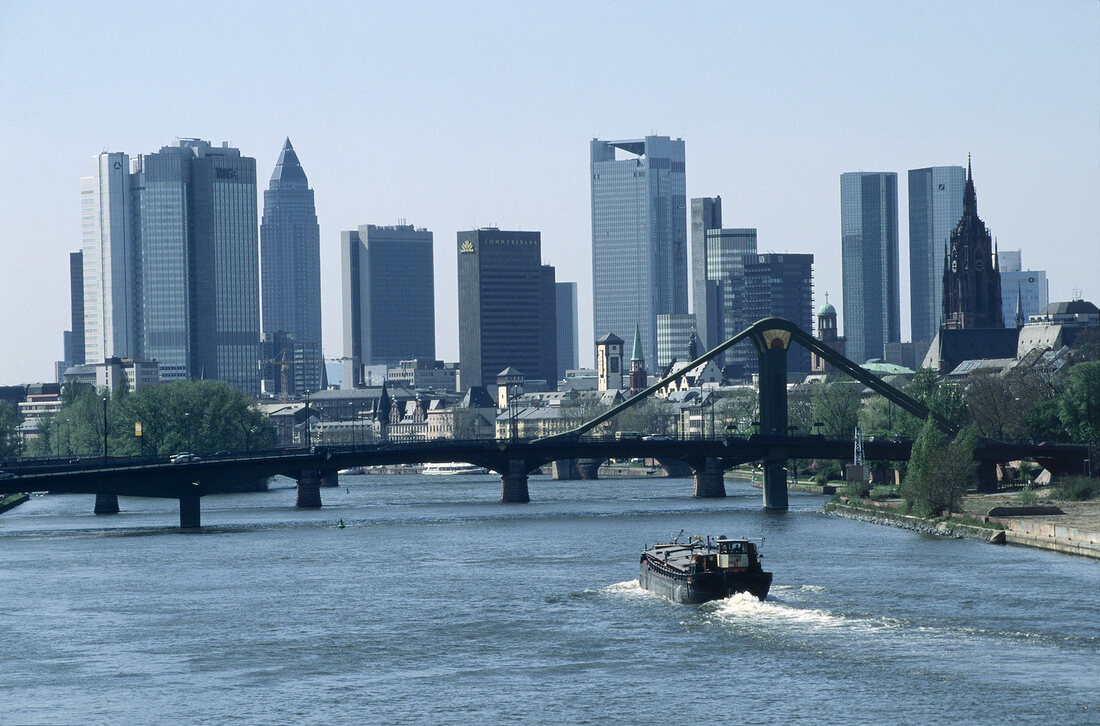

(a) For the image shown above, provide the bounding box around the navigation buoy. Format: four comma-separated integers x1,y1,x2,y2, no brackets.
338,519,345,529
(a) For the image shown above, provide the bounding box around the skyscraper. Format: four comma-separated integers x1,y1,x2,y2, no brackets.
591,136,687,364
260,139,322,394
942,160,1002,330
555,281,579,381
997,250,1048,328
690,196,723,351
82,152,136,364
742,253,815,373
908,165,965,344
81,139,261,394
69,251,85,366
840,172,900,363
342,224,435,388
457,229,556,390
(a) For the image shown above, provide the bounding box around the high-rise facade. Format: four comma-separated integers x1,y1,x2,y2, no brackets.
69,251,85,366
840,172,900,363
457,229,556,390
690,196,723,352
997,250,1048,328
591,136,687,365
81,152,136,364
555,281,579,381
342,224,435,387
260,139,322,394
81,140,261,394
656,313,697,369
908,165,965,344
942,161,1002,330
742,253,815,373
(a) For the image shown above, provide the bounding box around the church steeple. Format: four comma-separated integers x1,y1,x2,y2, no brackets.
941,157,1003,330
962,153,977,219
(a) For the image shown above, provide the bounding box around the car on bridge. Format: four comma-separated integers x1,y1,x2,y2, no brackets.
170,453,201,464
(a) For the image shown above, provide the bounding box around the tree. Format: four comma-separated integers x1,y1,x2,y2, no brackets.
0,401,21,461
811,381,861,437
1058,361,1100,443
899,419,978,517
713,387,758,436
963,369,1053,441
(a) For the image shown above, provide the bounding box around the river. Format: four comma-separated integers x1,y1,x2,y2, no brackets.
1,474,1096,725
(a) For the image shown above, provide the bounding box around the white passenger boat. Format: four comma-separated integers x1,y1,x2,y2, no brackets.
422,462,490,476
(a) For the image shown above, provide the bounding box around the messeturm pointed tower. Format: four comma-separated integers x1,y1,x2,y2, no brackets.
941,157,1003,330
260,138,323,394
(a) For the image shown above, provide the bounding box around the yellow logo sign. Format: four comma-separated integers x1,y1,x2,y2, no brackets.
459,240,475,254
134,422,143,437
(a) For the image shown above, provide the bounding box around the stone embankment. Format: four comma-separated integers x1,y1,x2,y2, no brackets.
0,492,29,515
826,497,1100,560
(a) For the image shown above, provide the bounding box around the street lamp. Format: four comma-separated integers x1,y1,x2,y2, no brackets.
184,411,192,454
102,397,108,464
304,390,311,449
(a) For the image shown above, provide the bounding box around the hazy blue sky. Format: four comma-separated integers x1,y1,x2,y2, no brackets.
1,0,1096,384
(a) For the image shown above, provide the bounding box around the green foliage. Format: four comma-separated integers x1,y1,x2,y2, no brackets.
0,401,22,460
1015,482,1038,506
869,486,898,501
613,397,674,437
899,418,978,517
1026,398,1066,441
1052,476,1100,502
1058,361,1100,443
41,380,274,459
811,382,861,437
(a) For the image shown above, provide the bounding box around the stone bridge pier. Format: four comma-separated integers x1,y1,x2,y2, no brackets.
296,469,323,508
499,459,531,503
94,492,120,515
690,457,727,498
574,458,603,480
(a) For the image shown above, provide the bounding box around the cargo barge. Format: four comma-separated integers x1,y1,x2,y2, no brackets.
639,533,772,604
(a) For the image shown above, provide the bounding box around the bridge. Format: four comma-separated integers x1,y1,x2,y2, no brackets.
1,318,1088,528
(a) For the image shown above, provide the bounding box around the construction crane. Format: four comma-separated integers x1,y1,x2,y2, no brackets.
258,352,349,401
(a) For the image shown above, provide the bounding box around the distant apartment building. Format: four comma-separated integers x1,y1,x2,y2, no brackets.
81,139,261,394
260,139,322,394
591,136,687,366
457,228,556,390
841,172,900,363
342,223,436,388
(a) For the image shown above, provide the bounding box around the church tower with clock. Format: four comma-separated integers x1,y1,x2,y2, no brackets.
941,158,1003,330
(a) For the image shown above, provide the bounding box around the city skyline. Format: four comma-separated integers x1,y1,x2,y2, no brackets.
1,2,1097,383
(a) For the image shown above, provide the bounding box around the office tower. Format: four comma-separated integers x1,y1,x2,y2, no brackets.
555,281,579,381
69,251,85,366
539,265,559,389
703,226,757,372
690,196,723,351
997,250,1048,327
81,139,261,394
591,136,687,366
342,224,435,388
260,139,322,394
908,165,965,344
656,313,697,369
742,254,814,373
840,172,900,363
81,152,136,364
456,229,556,390
942,160,1002,330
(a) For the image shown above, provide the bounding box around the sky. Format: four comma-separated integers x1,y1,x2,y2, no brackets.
0,0,1097,385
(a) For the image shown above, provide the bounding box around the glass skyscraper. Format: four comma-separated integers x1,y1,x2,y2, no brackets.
260,139,322,394
555,281,579,381
742,254,815,374
840,172,900,364
341,224,435,388
908,165,965,344
81,139,261,395
456,229,556,390
591,136,687,366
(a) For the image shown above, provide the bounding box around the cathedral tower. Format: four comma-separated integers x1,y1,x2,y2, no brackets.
941,158,1003,330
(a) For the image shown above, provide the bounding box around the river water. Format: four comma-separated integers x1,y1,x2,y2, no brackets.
1,474,1096,725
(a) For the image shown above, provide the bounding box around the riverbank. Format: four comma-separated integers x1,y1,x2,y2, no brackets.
0,492,30,515
825,495,1100,560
